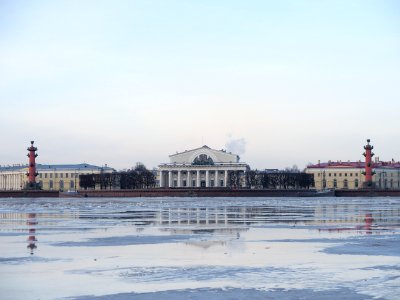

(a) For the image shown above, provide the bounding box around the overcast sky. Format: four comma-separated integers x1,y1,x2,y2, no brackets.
1,0,399,170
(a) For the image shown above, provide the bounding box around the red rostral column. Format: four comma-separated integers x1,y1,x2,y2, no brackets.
362,139,375,188
27,141,39,187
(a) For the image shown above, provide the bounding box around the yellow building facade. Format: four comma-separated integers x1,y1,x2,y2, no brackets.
0,164,114,191
305,160,400,190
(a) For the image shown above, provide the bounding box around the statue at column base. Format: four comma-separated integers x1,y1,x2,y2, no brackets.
362,181,376,189
23,182,42,190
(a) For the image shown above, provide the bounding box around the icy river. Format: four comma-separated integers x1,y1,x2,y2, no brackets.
0,197,399,300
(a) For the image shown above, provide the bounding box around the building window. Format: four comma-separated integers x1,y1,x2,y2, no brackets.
355,173,358,177
45,173,48,179
333,179,337,188
339,173,342,177
344,173,347,177
334,173,336,177
220,180,224,186
66,173,69,178
355,179,359,188
49,180,53,189
192,180,196,187
50,173,53,178
343,179,348,188
350,173,353,177
60,173,63,178
183,180,187,187
173,180,177,187
318,173,320,177
70,181,74,189
211,180,214,187
59,180,64,191
55,173,58,178
39,174,42,178
322,179,326,189
328,173,331,177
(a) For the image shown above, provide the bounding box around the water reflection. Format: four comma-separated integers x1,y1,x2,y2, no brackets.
26,213,37,255
90,204,400,234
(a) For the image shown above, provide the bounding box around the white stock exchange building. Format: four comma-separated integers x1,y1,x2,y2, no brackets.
158,145,250,188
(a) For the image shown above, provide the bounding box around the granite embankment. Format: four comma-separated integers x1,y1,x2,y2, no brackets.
0,190,59,198
1,188,400,198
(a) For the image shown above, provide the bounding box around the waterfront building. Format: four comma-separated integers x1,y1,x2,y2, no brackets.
158,145,250,188
305,159,400,190
306,139,400,190
0,163,114,191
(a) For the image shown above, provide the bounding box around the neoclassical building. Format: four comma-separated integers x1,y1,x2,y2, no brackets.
158,145,250,188
305,159,400,190
0,163,114,191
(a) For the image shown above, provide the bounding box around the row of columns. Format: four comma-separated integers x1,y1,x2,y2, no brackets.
0,174,23,190
160,170,230,188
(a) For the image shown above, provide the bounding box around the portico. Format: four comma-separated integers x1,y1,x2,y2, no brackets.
158,145,249,188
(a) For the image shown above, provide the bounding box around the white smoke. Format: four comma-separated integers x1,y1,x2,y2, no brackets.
225,137,246,155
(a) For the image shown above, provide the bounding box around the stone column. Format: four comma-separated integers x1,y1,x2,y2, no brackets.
206,170,209,187
187,171,191,187
159,171,164,188
177,170,181,187
168,171,172,188
224,170,228,187
196,170,200,187
215,171,218,187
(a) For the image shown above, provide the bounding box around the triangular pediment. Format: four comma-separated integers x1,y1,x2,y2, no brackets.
169,146,239,164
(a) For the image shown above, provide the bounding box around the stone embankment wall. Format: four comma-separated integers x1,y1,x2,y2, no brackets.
2,188,400,198
0,190,59,198
335,189,400,197
78,188,315,198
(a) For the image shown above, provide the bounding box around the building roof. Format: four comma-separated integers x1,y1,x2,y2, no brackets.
0,163,114,172
169,145,230,157
307,161,400,169
165,145,241,165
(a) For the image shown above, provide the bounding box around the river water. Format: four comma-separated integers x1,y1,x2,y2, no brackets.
0,197,399,300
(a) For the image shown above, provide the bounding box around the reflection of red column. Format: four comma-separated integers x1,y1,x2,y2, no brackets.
362,139,375,188
26,141,39,188
27,213,38,255
364,213,373,234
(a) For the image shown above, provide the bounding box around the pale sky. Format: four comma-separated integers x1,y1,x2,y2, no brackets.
1,0,399,170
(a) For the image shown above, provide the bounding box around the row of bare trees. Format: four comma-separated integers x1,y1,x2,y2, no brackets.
246,170,314,189
227,170,313,189
79,165,313,190
79,163,156,190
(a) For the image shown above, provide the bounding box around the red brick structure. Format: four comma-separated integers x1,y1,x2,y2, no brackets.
362,139,376,188
26,141,40,189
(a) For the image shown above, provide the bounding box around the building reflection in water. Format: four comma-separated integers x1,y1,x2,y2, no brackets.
27,213,37,255
317,212,375,234
103,204,399,236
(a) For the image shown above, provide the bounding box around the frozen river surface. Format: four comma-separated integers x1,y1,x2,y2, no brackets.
0,197,399,300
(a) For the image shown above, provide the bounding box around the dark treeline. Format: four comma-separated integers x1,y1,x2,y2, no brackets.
79,163,156,190
79,165,313,190
225,170,313,189
243,170,314,189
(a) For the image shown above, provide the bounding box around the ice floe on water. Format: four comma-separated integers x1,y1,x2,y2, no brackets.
0,196,400,299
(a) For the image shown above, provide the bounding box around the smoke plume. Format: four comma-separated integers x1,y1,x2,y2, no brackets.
225,137,246,155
